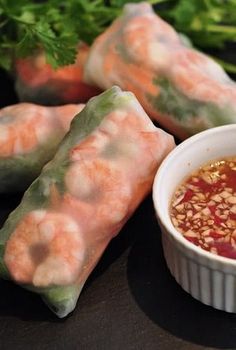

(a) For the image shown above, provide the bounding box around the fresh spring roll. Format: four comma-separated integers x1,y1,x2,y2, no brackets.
0,86,175,317
84,2,236,140
0,103,84,193
15,43,101,105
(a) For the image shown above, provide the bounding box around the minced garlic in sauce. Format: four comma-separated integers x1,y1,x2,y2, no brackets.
170,157,236,259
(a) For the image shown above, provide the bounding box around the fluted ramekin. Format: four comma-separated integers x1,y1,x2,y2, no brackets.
153,125,236,312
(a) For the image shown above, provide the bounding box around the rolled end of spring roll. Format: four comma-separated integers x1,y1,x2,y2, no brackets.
14,43,101,106
0,103,84,193
84,2,236,140
0,86,175,317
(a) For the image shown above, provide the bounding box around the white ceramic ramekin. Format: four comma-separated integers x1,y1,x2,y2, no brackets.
153,125,236,313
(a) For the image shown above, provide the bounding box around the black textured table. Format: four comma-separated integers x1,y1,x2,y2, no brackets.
0,52,236,350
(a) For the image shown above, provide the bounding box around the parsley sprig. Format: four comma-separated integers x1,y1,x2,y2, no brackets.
162,0,236,49
159,0,236,73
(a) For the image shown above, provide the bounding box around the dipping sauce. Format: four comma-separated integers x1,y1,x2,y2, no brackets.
170,156,236,259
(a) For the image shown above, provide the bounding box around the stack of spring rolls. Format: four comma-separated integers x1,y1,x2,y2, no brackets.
0,2,235,317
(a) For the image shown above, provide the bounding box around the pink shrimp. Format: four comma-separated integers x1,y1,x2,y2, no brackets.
123,4,180,66
65,158,131,227
60,193,95,232
85,3,236,139
170,49,236,104
107,2,230,103
0,103,84,158
65,104,174,231
4,210,84,287
70,109,173,179
52,104,84,131
15,42,101,104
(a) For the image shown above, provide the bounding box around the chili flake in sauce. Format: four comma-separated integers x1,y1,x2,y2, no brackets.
170,157,236,259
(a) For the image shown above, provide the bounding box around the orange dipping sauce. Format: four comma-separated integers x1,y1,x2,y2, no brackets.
170,157,236,259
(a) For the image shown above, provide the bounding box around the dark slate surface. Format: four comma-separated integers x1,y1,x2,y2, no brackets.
0,46,236,349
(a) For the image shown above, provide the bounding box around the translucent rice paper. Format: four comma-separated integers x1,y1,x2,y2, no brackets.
84,2,236,140
0,86,175,317
0,103,84,192
15,43,101,106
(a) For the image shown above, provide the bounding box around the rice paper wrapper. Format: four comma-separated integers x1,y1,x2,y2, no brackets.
0,86,175,317
0,103,84,193
84,2,236,140
15,43,101,106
